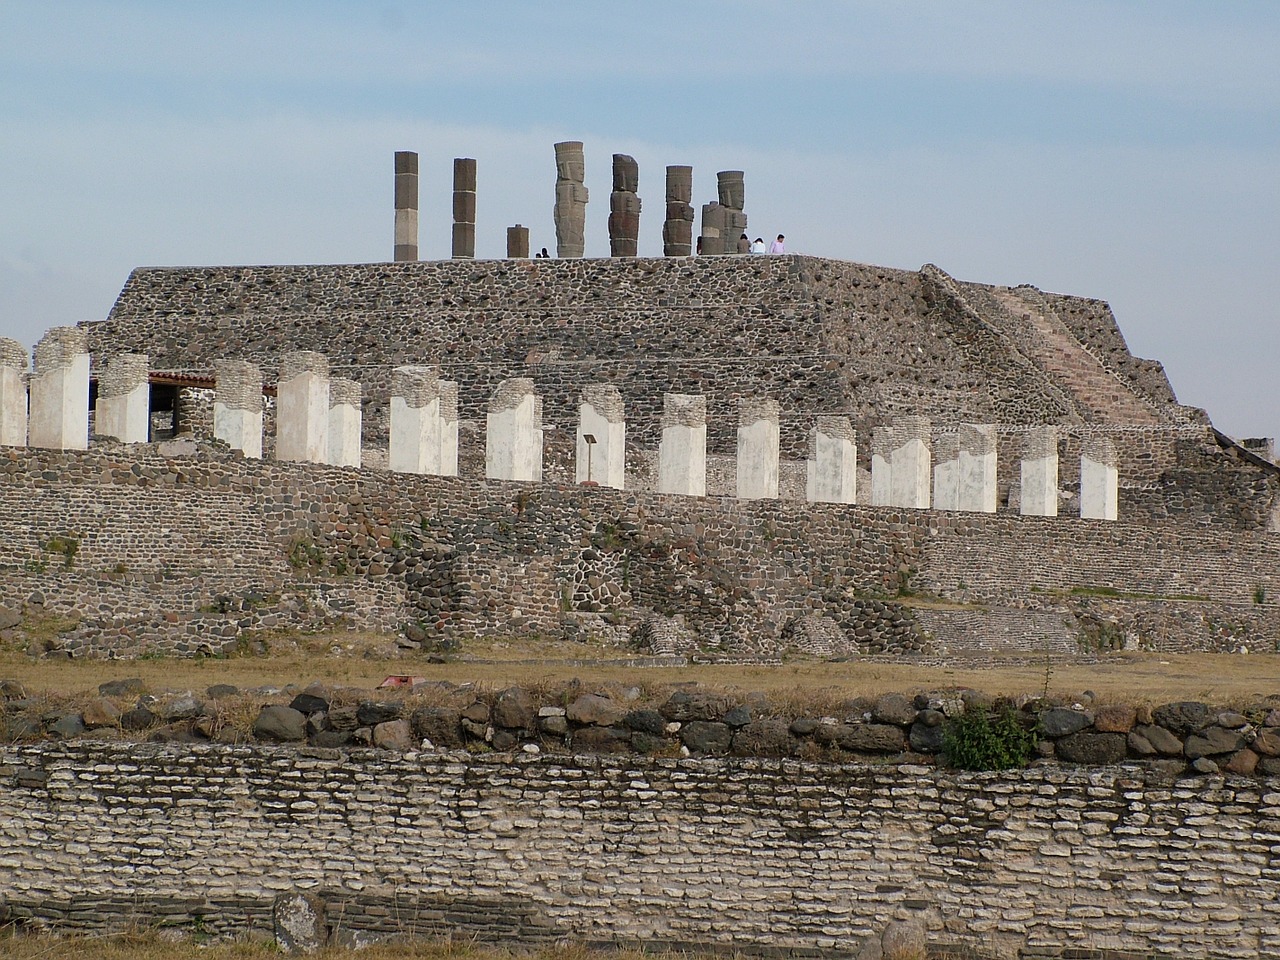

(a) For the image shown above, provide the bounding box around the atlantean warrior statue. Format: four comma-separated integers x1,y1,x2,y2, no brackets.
663,165,694,257
553,141,588,258
699,170,747,255
608,154,641,257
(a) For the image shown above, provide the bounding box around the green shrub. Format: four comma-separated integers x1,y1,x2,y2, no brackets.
942,704,1035,771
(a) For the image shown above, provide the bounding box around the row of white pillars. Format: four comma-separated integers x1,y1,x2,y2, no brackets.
0,335,1120,519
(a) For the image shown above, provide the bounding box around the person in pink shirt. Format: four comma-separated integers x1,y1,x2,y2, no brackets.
769,234,786,254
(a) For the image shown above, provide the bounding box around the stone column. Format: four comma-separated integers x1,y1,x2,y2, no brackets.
394,150,418,262
958,423,998,513
663,165,694,257
276,351,328,464
932,431,959,511
327,377,362,469
577,384,625,489
389,365,458,477
700,202,727,255
870,424,894,506
507,224,530,259
486,378,542,482
658,394,706,497
1080,436,1119,521
452,158,476,259
718,170,748,254
890,415,931,509
29,326,89,451
214,361,263,458
0,338,29,447
96,352,150,444
806,415,856,505
608,154,641,257
1020,426,1059,517
553,141,588,258
736,397,779,500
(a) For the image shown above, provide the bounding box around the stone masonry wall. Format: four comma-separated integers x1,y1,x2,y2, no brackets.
1,445,1278,658
0,741,1277,959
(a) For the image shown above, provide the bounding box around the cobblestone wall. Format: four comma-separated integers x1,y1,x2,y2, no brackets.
0,742,1276,959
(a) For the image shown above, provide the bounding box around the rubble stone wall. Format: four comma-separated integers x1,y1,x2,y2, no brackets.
0,741,1276,959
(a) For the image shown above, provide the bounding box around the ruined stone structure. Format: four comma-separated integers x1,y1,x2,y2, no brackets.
608,154,641,257
393,150,418,262
506,224,529,259
552,141,587,258
451,158,477,260
662,164,695,257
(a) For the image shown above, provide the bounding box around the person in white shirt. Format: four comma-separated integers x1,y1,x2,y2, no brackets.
769,234,786,254
750,237,766,254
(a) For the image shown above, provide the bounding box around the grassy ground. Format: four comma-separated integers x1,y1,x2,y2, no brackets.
2,631,1279,705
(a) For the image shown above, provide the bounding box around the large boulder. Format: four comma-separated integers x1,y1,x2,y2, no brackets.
98,678,143,697
659,690,728,722
356,701,401,726
1184,725,1248,760
254,706,307,742
622,709,667,735
837,723,906,754
411,707,464,748
1055,731,1127,765
1129,724,1183,756
492,687,537,730
731,719,797,757
1152,701,1213,736
680,720,732,755
1038,707,1092,738
81,698,121,729
571,725,631,753
880,918,926,960
273,891,327,953
909,721,945,754
1092,704,1137,733
872,693,918,726
567,694,624,727
372,719,414,751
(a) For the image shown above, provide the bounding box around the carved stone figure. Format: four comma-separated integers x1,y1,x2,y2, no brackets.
663,165,694,257
608,154,641,257
553,141,588,258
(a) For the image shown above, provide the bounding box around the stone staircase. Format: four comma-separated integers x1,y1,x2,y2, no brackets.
987,287,1163,424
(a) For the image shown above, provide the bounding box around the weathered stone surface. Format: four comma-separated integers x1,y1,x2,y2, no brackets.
161,694,204,721
909,721,945,754
254,706,307,742
730,718,796,757
1252,727,1280,756
98,678,143,697
81,698,121,729
1039,707,1092,738
0,607,20,631
836,723,906,754
872,693,918,726
623,709,667,735
570,725,630,753
373,719,413,751
206,684,239,699
660,690,726,722
680,720,733,755
1224,748,1259,775
48,714,85,738
357,702,402,726
493,687,537,730
1184,725,1248,759
273,891,327,953
1129,723,1183,756
880,918,926,960
567,694,624,727
120,706,157,731
1055,731,1127,765
289,694,329,716
1092,703,1137,733
461,701,490,724
0,679,28,699
1152,701,1213,735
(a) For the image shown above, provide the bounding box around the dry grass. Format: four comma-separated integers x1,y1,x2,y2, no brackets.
2,631,1279,707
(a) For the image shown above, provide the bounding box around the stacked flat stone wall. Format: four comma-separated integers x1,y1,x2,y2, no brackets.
0,445,1277,657
0,742,1276,959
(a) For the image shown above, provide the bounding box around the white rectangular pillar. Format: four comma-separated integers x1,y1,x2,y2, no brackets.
390,366,458,476
658,394,706,497
1020,426,1059,517
95,353,150,444
806,415,856,504
0,338,28,447
214,360,264,459
29,327,89,451
890,415,931,509
486,377,542,482
327,377,362,469
276,351,329,464
957,423,998,513
577,384,626,489
1080,435,1119,521
870,424,894,506
736,397,780,500
932,431,959,511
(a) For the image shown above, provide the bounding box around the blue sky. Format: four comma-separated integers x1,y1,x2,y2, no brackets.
1,1,1276,438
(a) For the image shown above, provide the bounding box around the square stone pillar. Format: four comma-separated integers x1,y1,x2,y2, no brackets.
1020,426,1059,517
0,338,29,447
870,425,894,506
452,157,477,259
214,360,263,458
95,353,150,444
806,415,856,504
394,150,418,262
957,423,998,513
507,224,530,259
29,327,90,451
486,378,542,482
389,366,458,476
890,415,931,509
932,431,959,511
1080,436,1119,521
577,384,625,489
736,397,780,500
658,394,706,497
327,377,362,469
276,351,329,464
